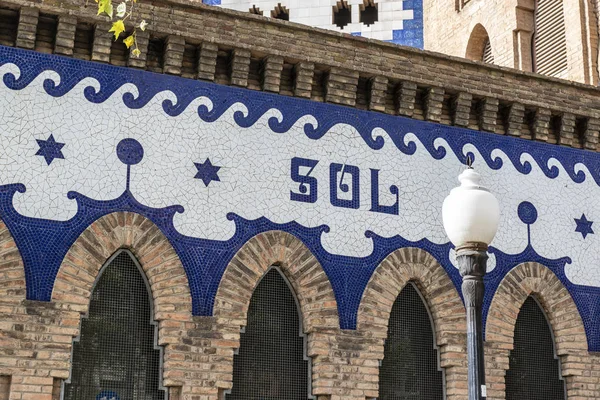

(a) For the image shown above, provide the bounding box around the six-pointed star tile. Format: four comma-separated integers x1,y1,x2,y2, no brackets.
575,213,594,239
194,158,221,186
36,134,65,165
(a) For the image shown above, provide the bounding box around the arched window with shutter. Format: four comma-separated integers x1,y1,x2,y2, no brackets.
466,24,494,64
226,267,311,400
533,0,568,77
505,296,566,400
63,250,166,400
378,282,444,400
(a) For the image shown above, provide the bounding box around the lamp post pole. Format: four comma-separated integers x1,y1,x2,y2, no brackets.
456,244,488,400
442,167,499,400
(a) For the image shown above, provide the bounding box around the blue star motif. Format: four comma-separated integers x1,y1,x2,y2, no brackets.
35,134,65,165
194,158,221,186
575,213,594,239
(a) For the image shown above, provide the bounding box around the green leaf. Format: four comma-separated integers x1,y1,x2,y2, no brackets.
123,34,135,49
109,20,126,40
97,0,113,18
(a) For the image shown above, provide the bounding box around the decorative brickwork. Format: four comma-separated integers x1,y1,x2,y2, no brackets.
358,247,468,400
213,231,345,398
0,212,195,400
485,262,593,399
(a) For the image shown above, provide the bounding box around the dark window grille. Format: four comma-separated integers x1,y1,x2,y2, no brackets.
506,296,566,400
63,250,166,400
379,283,444,400
226,268,311,400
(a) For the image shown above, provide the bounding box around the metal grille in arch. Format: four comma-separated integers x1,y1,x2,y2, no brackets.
378,283,444,400
226,268,311,400
505,296,566,400
63,250,166,400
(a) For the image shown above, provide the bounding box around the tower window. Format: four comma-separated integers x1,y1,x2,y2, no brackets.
360,0,378,26
483,38,494,64
505,297,566,400
63,251,166,400
271,3,290,21
333,1,352,29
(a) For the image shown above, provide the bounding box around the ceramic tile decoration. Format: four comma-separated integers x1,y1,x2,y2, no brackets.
2,45,600,350
205,0,424,48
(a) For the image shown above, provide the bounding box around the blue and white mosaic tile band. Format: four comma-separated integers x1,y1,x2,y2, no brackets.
1,46,600,349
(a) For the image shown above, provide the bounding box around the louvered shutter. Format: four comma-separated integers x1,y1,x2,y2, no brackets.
483,38,494,64
534,0,568,77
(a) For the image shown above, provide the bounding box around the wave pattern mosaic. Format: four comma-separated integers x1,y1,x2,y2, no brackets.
1,45,600,349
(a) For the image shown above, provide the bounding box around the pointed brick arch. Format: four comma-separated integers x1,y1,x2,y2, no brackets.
52,212,192,320
49,211,193,397
357,247,467,400
0,219,26,303
486,262,589,399
212,230,340,398
213,230,339,332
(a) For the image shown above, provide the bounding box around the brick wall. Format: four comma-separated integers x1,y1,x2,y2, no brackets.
1,214,598,399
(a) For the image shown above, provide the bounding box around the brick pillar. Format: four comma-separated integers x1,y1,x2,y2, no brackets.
506,102,525,137
478,97,499,132
262,55,284,93
197,42,218,81
424,87,445,122
127,30,149,69
326,67,359,107
584,118,600,151
532,108,551,142
54,15,77,56
16,7,38,49
452,92,472,127
91,22,112,63
294,62,314,98
369,76,388,112
163,35,186,75
558,112,576,147
396,81,417,117
230,49,251,87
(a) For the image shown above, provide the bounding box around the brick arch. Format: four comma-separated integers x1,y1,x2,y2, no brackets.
485,262,589,399
212,230,340,397
49,211,194,396
0,218,26,303
357,247,467,400
52,211,192,320
213,230,339,333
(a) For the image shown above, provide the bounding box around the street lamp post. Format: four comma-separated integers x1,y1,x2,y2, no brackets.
442,167,500,400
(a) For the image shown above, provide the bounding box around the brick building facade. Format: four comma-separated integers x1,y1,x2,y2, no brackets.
0,1,600,400
424,0,600,85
